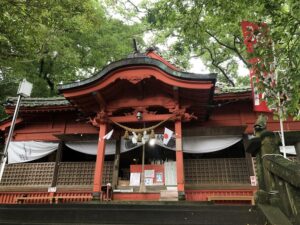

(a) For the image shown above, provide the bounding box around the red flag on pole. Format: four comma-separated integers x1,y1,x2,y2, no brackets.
241,21,272,112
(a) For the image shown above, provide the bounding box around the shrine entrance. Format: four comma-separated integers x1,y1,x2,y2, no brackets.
116,141,177,193
59,50,216,200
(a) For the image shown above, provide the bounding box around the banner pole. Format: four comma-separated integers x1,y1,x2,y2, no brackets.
273,43,286,158
0,95,23,182
278,101,287,158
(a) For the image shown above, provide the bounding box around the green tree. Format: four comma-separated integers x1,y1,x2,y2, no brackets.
0,0,143,118
111,0,299,117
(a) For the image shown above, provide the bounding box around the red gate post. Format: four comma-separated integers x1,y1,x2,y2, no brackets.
175,120,185,200
93,122,107,199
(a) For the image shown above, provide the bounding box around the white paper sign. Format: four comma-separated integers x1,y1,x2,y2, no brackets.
144,170,155,178
156,172,163,183
280,146,297,155
145,178,153,186
48,187,57,193
250,176,257,186
130,173,141,186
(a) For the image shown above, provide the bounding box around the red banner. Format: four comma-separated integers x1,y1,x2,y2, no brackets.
241,21,271,112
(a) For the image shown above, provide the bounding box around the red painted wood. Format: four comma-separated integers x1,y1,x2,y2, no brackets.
13,133,60,141
201,102,300,134
93,123,107,193
107,95,178,112
146,51,180,71
109,113,174,123
175,120,185,192
185,189,256,203
0,192,92,204
9,112,98,141
4,98,300,143
0,118,23,132
130,164,165,184
112,193,160,201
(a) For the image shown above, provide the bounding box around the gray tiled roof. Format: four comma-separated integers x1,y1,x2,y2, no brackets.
5,96,70,107
4,87,252,108
215,86,252,94
59,57,217,91
0,116,11,123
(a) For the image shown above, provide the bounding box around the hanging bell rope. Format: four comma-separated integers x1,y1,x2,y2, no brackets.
109,115,174,133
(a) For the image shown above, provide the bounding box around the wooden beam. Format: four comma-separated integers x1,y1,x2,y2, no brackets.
107,95,178,112
0,118,23,132
112,139,121,188
93,123,107,196
51,141,64,187
63,67,214,98
109,113,174,123
173,86,179,103
92,91,106,110
175,120,185,198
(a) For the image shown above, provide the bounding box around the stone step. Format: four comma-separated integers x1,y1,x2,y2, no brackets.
0,203,266,225
159,190,178,201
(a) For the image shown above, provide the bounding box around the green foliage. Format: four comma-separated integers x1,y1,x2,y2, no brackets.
140,0,299,118
0,0,143,119
144,0,263,86
245,1,300,119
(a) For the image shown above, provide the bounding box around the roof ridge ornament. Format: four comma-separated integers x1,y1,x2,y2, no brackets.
133,38,139,54
127,39,147,58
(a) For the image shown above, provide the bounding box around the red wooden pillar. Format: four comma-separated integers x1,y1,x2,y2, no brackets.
175,120,185,199
93,122,107,198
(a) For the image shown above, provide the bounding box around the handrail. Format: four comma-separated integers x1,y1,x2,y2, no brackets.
263,155,300,188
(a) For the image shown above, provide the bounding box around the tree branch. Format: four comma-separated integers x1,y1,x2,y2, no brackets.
203,47,235,87
205,30,250,68
233,35,250,67
127,0,142,13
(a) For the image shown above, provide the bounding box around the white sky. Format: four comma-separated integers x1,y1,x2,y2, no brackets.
189,57,249,76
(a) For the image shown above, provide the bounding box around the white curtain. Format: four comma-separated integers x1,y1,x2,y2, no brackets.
182,135,242,153
120,138,143,152
8,141,59,164
7,135,242,163
66,140,116,155
66,139,140,155
66,135,241,155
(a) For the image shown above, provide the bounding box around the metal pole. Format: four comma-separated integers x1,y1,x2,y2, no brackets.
0,95,22,182
139,143,146,192
139,122,146,192
273,43,286,158
279,107,287,158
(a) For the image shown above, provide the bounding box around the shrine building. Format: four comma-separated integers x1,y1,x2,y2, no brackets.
0,49,299,204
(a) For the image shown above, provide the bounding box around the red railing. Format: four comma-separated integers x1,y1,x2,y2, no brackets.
185,189,256,203
0,192,92,204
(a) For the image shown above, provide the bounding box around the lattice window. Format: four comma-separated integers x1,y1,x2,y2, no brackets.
57,161,113,186
0,163,55,186
184,158,251,185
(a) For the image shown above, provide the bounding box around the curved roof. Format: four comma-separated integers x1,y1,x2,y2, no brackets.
59,56,217,91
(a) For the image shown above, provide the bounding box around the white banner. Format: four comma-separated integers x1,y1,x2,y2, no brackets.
66,139,140,155
8,141,59,164
7,135,242,163
182,135,242,154
66,140,117,155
